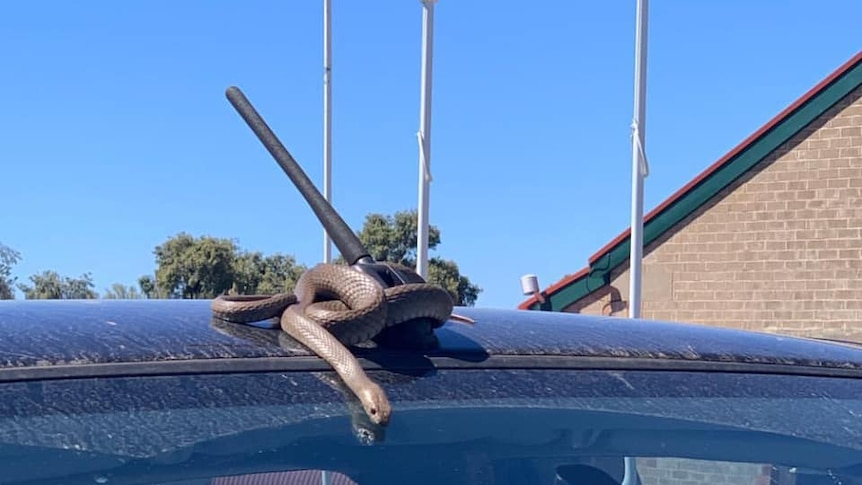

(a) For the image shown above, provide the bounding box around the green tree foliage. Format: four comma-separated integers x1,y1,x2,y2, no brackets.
0,243,21,300
344,210,482,306
151,233,239,299
137,275,169,299
232,251,306,295
355,211,441,264
145,233,306,299
18,270,98,300
102,283,142,299
427,257,482,307
1,209,479,305
138,275,156,299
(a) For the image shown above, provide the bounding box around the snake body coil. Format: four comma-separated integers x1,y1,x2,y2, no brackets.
211,262,456,426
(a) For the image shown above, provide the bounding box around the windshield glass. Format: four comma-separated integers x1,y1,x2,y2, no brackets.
0,368,859,485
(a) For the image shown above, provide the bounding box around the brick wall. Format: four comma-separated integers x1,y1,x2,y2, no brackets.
565,85,862,340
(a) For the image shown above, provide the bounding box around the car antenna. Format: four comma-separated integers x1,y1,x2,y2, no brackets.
225,86,426,289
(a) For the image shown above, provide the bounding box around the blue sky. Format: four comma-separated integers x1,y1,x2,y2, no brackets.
1,1,860,308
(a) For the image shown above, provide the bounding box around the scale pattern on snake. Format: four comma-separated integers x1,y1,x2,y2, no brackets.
210,262,461,426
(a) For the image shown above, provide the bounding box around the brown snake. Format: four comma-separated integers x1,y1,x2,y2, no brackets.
210,262,473,427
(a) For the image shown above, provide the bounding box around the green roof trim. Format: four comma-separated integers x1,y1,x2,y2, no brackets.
524,53,862,312
535,271,609,312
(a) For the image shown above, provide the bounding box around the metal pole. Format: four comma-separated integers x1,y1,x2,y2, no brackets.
321,0,333,461
416,0,437,279
624,4,649,484
323,0,333,263
627,0,648,320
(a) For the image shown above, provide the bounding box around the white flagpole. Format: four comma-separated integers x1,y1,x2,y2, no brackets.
416,0,437,279
323,0,333,263
321,8,333,477
622,4,649,485
627,0,649,321
623,5,649,482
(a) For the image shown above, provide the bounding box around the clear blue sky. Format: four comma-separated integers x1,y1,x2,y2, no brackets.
1,1,860,308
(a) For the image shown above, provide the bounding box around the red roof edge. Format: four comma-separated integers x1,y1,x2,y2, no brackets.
518,49,862,311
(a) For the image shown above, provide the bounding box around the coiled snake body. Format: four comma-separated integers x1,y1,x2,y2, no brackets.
211,262,467,427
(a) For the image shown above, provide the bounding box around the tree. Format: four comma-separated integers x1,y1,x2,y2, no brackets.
18,270,98,300
0,243,21,300
346,210,482,306
428,257,481,307
138,275,156,299
355,211,441,264
102,283,142,299
232,251,306,295
137,275,168,299
151,233,239,299
144,234,306,299
143,210,480,305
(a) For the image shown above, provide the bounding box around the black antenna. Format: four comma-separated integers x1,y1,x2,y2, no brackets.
225,86,372,266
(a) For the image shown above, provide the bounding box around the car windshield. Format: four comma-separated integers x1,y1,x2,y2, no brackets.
1,368,860,485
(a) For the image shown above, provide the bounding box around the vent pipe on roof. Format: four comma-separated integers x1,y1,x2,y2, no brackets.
520,274,545,304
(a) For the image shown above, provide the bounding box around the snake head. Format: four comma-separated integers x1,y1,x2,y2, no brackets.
356,383,392,426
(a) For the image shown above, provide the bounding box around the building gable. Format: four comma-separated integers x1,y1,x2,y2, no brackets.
521,51,862,312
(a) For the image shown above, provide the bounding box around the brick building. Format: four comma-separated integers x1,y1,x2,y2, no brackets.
519,50,862,341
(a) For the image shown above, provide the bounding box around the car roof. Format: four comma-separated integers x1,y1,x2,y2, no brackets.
0,299,861,380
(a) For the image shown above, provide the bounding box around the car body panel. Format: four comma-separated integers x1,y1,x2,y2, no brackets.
0,300,861,374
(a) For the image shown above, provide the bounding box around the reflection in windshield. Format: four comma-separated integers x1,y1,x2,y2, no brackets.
203,460,855,485
212,470,357,485
0,369,859,484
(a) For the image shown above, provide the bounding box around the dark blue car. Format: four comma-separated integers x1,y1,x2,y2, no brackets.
0,299,860,485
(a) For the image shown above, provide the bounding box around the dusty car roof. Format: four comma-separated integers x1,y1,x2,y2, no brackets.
0,299,861,380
